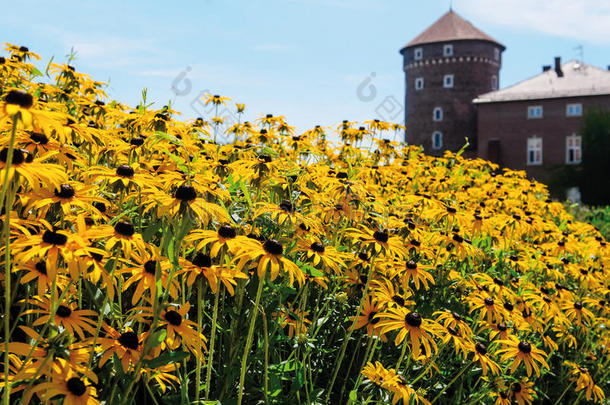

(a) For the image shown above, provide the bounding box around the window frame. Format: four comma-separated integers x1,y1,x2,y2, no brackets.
494,48,500,61
415,77,424,91
414,47,423,61
566,103,582,117
527,136,543,166
443,44,453,57
433,107,443,122
527,105,543,119
443,74,454,88
565,134,582,164
432,131,443,150
491,75,498,90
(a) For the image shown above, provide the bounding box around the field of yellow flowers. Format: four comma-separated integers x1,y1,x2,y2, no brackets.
0,43,608,405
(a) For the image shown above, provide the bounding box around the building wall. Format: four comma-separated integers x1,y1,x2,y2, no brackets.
477,95,610,182
401,40,502,155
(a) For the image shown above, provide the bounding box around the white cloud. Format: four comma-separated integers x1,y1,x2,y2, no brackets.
459,0,610,44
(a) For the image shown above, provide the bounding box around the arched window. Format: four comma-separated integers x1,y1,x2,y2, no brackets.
491,75,498,90
433,107,443,122
432,132,443,150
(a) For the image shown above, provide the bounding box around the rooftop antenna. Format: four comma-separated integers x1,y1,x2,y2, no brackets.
449,0,453,10
574,45,584,63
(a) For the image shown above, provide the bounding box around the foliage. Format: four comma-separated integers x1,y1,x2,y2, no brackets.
0,44,608,405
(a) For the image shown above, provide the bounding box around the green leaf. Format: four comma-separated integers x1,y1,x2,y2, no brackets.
349,390,358,402
143,350,189,368
149,329,167,349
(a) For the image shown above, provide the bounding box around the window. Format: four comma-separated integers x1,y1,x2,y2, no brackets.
566,103,582,117
414,48,423,60
566,134,582,164
443,44,453,56
432,131,443,150
527,137,543,165
527,105,543,119
415,77,424,91
433,107,443,122
443,74,454,88
491,75,498,90
494,48,500,61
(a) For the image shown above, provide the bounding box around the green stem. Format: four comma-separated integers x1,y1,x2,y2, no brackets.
553,381,574,405
325,255,376,402
2,115,18,405
431,362,473,404
195,277,203,402
237,276,265,405
204,282,221,400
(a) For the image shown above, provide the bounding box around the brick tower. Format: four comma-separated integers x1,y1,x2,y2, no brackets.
400,10,504,154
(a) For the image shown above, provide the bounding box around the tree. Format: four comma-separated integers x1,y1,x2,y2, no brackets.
579,108,610,205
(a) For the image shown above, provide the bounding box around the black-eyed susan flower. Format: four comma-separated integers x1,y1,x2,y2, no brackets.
377,308,437,357
234,239,304,286
497,336,549,377
471,342,501,375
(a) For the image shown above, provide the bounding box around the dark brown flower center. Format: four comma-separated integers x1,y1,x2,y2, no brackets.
263,239,283,256
405,312,422,327
511,383,522,393
0,148,25,165
54,184,75,199
35,261,47,275
452,312,463,321
504,302,514,311
518,341,531,353
373,230,389,243
42,230,67,246
406,260,417,270
475,343,487,355
164,310,183,326
144,260,157,275
493,277,504,286
279,200,294,213
114,221,135,237
310,242,325,253
56,305,72,318
192,252,212,268
452,234,464,243
218,225,236,239
175,185,197,201
447,326,461,336
5,90,33,108
116,165,134,178
368,311,379,324
130,137,145,146
497,322,507,332
66,377,86,396
118,331,139,350
574,301,583,310
29,132,48,145
484,297,494,306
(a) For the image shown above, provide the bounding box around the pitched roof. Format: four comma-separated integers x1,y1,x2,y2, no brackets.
474,60,610,103
403,10,504,49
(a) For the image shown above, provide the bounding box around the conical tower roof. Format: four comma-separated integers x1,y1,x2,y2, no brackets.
402,10,504,50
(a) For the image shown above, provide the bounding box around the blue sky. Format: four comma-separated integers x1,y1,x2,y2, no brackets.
2,0,610,133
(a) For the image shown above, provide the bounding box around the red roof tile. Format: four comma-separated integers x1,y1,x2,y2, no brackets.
404,10,504,49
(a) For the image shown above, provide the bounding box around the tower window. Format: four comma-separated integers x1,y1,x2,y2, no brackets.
443,44,453,56
432,131,443,150
414,48,423,60
433,107,443,122
491,75,498,90
527,105,543,119
443,74,454,88
566,134,582,164
415,77,424,91
494,48,500,61
527,136,543,165
566,103,582,117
